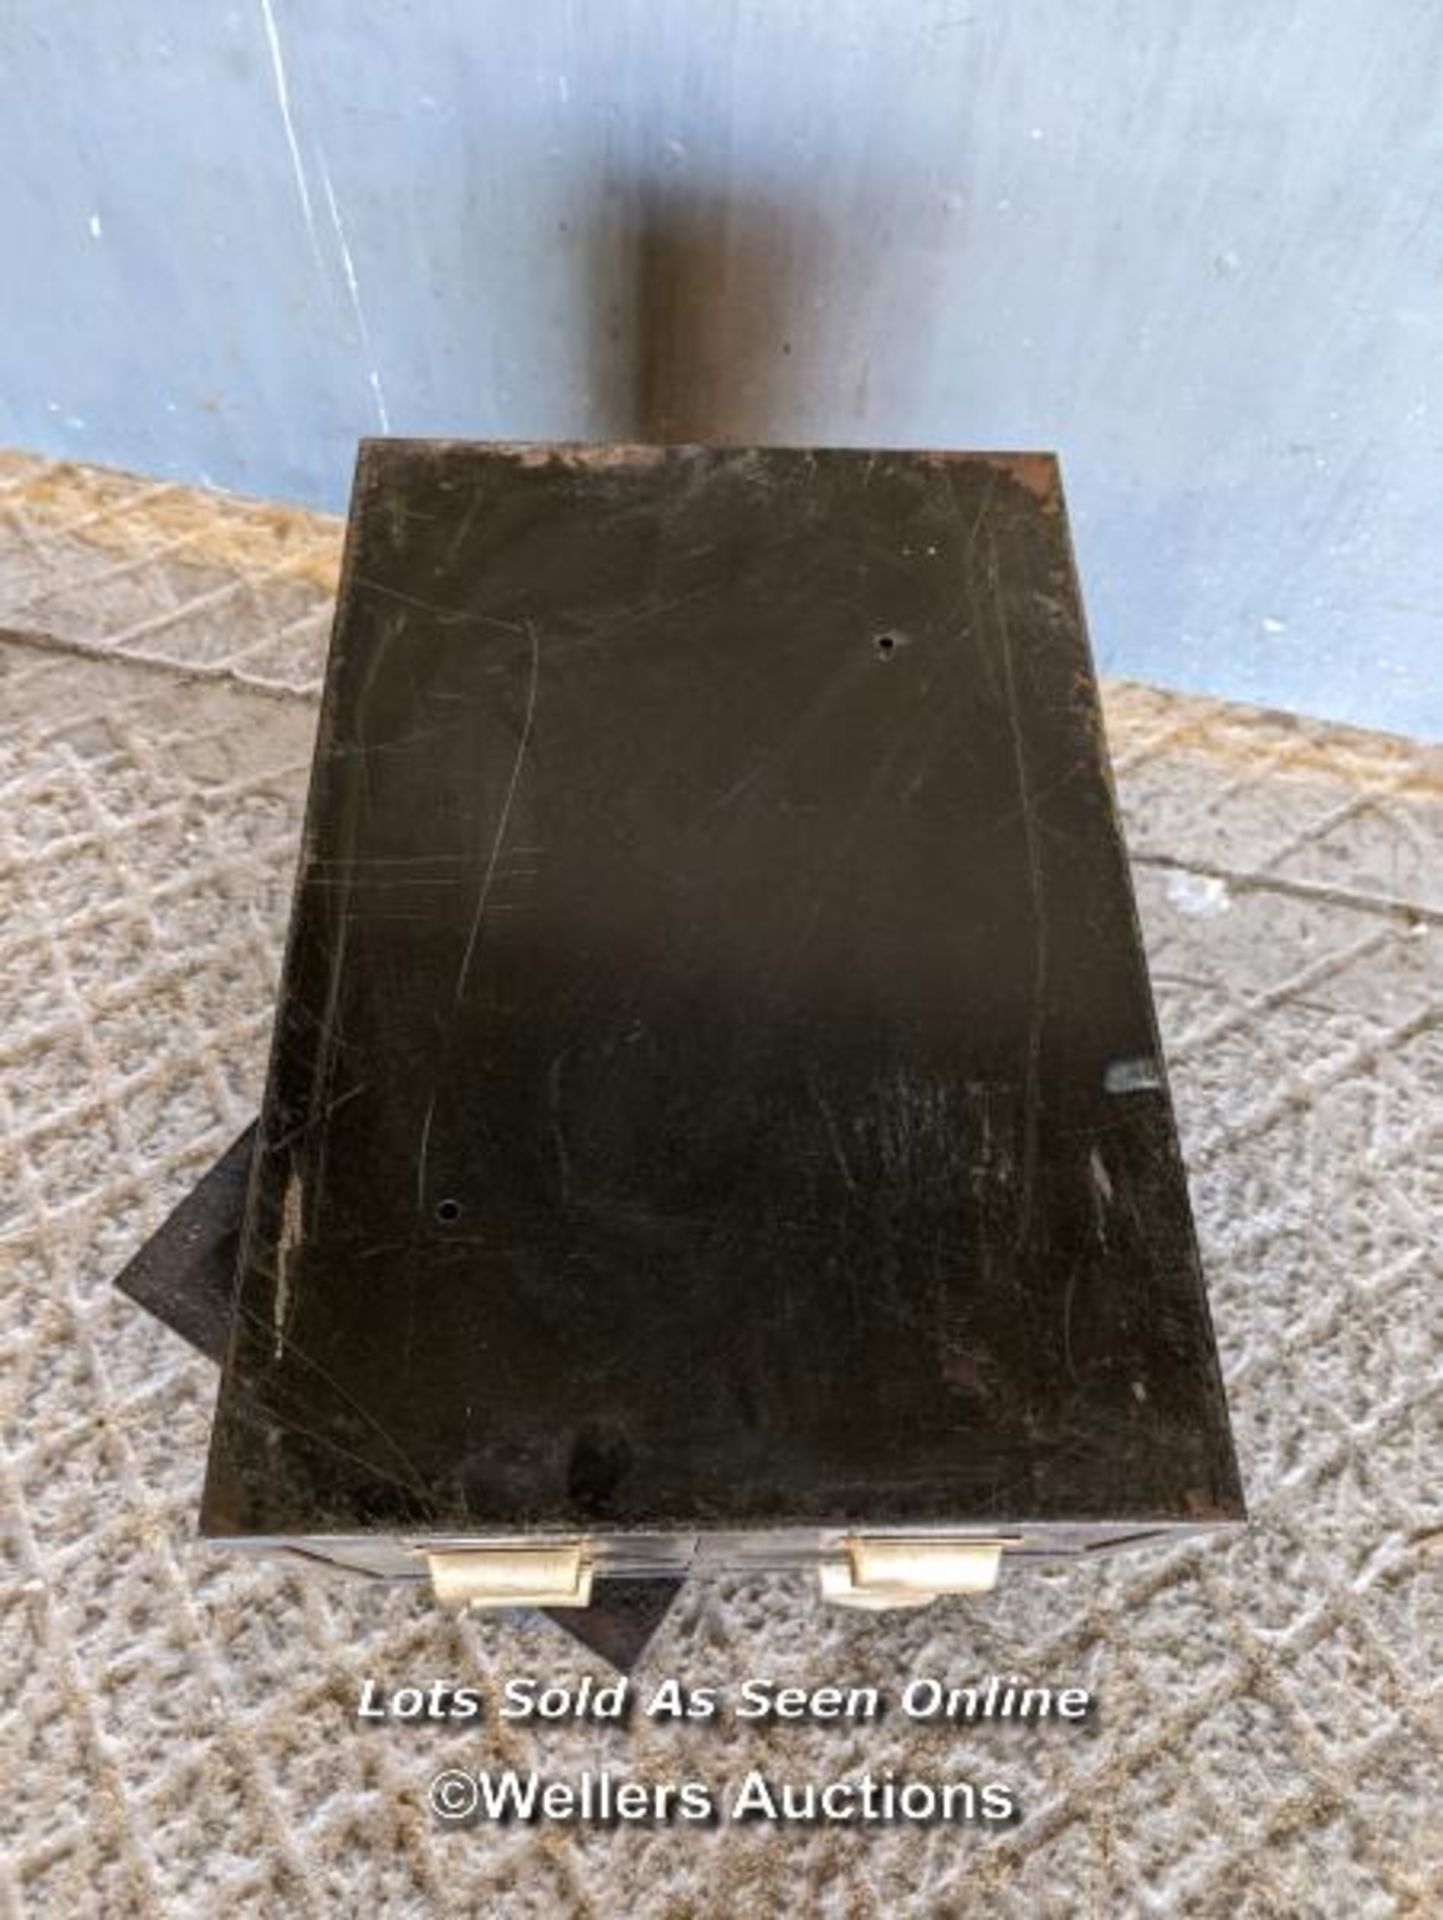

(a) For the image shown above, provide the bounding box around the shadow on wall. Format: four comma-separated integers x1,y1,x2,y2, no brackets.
580,172,953,446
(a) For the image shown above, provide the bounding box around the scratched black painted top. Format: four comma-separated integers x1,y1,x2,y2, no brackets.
201,441,1243,1542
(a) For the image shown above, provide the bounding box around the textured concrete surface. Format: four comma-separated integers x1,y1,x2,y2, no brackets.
1,454,1440,1915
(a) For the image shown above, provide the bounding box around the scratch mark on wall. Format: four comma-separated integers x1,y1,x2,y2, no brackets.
256,0,327,276
317,150,392,432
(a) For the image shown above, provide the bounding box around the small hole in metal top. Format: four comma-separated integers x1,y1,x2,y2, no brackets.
435,1198,462,1224
875,631,900,658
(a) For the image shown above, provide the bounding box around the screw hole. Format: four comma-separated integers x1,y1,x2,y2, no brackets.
875,631,901,658
435,1197,462,1224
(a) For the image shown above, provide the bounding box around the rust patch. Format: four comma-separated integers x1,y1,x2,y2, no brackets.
912,447,1061,509
363,437,676,474
975,451,1061,508
502,440,673,470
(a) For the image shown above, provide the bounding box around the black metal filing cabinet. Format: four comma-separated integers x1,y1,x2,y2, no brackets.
200,441,1244,1614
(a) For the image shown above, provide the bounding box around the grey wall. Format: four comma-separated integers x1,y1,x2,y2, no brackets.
5,2,1441,735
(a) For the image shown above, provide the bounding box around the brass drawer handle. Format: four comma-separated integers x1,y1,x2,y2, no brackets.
819,1537,1005,1610
428,1545,594,1609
